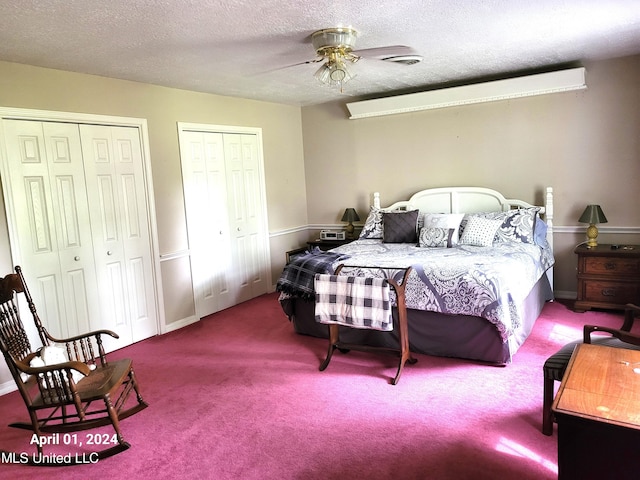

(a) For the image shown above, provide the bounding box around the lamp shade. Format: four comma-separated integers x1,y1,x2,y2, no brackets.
578,205,608,224
341,208,360,223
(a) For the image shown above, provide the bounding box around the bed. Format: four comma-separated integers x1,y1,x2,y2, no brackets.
277,186,555,365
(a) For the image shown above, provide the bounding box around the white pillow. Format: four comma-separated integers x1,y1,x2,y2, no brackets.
421,213,464,245
30,345,88,385
459,216,502,247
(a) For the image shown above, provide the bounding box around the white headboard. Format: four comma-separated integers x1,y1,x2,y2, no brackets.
372,186,555,288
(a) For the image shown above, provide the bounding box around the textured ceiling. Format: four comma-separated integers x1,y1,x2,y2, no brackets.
1,1,640,106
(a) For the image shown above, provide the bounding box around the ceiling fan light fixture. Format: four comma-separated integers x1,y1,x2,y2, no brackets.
314,59,355,91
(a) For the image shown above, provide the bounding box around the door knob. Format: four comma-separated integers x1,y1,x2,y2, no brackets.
74,256,80,261
107,251,113,256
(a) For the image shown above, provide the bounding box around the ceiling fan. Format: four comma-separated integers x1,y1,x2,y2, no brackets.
303,27,421,92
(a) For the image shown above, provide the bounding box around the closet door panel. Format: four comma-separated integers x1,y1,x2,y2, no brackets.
223,134,252,303
111,127,157,341
43,122,99,336
80,124,157,345
230,134,267,297
179,131,234,316
2,120,97,339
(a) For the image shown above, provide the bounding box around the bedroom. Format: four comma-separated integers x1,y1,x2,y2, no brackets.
0,0,639,446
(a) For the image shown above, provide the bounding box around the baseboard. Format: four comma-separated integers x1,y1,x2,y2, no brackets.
554,290,576,300
162,314,199,334
0,380,16,396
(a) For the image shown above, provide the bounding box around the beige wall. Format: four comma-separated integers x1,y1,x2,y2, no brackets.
0,61,307,330
300,55,640,296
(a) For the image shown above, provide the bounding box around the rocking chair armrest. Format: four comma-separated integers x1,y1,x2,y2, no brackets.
46,328,120,344
14,357,92,377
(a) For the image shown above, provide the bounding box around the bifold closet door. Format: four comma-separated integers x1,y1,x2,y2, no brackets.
1,120,100,340
179,130,234,317
179,130,268,318
79,124,158,348
222,133,268,304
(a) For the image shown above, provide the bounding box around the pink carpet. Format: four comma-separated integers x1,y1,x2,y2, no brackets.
0,294,627,479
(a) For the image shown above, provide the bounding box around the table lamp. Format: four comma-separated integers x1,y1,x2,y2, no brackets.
578,205,607,247
341,208,360,239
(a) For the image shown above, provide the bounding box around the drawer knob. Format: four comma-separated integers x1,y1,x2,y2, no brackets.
604,262,616,270
601,288,617,297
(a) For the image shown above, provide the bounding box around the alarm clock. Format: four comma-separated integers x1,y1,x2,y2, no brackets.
320,230,346,241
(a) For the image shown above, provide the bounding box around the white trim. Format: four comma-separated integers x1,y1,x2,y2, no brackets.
159,250,191,261
554,290,576,300
269,225,309,238
554,225,640,235
347,68,587,119
163,314,200,333
272,224,640,237
0,380,16,395
178,122,263,135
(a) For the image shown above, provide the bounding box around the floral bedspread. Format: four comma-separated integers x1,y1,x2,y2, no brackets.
327,239,555,342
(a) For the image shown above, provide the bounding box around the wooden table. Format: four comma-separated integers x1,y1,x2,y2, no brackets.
552,343,640,479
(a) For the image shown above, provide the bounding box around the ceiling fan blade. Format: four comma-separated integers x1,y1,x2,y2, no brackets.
260,57,324,75
352,45,416,59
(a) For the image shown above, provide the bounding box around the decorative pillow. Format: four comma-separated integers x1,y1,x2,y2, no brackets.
359,206,383,239
494,208,539,244
459,216,502,247
29,345,86,385
418,227,454,248
421,213,465,245
534,218,548,246
460,208,540,244
382,210,419,243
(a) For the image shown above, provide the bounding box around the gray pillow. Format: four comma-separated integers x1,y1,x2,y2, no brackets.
382,210,419,243
418,227,454,248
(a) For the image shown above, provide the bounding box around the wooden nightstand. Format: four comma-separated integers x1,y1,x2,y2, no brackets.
574,244,640,312
307,238,354,251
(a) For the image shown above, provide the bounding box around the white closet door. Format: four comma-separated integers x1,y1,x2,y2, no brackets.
179,131,234,316
179,128,269,318
80,124,158,347
223,133,268,302
2,120,99,339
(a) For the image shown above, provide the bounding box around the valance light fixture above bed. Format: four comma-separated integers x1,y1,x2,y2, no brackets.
346,67,587,119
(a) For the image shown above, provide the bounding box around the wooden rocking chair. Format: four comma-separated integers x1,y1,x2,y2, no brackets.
0,266,148,464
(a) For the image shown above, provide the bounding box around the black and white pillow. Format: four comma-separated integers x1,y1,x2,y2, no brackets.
418,227,454,248
421,213,465,245
358,206,384,239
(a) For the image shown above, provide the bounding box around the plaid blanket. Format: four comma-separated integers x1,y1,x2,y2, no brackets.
314,274,393,331
276,248,350,300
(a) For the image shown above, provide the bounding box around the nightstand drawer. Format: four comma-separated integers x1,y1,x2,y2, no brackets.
583,257,640,276
575,244,640,312
582,280,639,304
